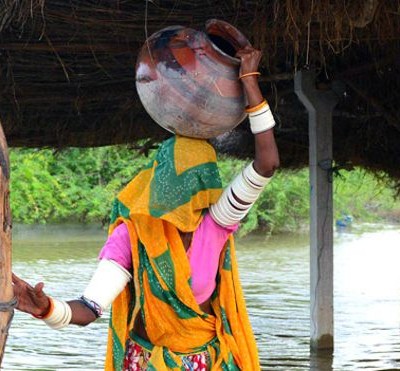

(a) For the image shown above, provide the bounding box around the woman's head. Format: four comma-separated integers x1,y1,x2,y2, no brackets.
112,136,223,232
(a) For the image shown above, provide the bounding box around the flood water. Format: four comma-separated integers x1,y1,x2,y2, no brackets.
2,223,400,370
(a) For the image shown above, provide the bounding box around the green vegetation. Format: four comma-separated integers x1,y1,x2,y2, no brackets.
10,147,400,235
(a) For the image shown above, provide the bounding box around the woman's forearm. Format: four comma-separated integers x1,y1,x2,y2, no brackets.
68,300,98,326
241,76,280,177
253,130,280,177
13,258,131,330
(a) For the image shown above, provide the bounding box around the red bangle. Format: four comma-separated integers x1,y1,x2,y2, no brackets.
32,297,54,319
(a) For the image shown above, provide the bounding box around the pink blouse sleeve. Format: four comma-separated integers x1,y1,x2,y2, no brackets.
98,223,132,271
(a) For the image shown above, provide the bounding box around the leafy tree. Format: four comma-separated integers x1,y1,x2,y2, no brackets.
9,147,400,234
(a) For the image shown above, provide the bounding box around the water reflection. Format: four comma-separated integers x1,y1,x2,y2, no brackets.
3,224,400,370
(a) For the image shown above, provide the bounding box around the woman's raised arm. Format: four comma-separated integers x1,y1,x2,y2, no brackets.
209,46,280,227
236,46,280,177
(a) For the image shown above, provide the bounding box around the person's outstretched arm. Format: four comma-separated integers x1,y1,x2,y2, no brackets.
13,258,131,328
12,273,96,326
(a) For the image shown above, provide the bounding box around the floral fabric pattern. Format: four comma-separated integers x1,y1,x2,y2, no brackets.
123,339,209,371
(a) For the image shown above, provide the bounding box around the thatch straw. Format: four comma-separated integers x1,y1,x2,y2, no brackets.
0,1,399,189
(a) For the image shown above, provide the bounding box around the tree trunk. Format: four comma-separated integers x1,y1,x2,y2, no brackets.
0,122,13,366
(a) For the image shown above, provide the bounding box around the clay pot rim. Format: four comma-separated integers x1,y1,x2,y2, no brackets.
205,19,251,65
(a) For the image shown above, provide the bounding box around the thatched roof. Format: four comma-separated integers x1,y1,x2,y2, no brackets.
1,1,400,186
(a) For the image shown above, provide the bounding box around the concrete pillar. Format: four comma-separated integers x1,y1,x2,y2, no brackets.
294,70,340,351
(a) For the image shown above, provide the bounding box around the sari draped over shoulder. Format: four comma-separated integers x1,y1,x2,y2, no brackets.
104,136,260,370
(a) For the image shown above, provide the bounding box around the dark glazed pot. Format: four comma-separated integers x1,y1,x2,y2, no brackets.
135,19,251,139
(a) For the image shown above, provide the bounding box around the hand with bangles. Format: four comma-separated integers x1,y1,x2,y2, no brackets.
12,273,51,318
12,271,99,326
236,45,262,82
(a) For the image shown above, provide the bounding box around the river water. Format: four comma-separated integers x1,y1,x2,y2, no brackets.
2,223,400,370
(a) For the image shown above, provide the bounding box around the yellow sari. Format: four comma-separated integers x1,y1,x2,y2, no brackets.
104,136,260,370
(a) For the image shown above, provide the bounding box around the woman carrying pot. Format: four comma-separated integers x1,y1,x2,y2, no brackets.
12,41,279,370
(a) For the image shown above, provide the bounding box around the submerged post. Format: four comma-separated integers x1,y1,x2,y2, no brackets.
0,122,13,366
294,70,339,351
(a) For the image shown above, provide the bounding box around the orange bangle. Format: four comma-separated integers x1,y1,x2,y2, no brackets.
238,72,261,79
245,99,268,113
32,297,54,319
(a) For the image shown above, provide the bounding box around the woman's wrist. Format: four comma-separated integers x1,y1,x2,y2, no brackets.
240,77,264,107
32,296,53,319
240,75,260,88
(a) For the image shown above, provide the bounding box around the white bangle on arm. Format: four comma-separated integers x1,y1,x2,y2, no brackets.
246,99,276,134
37,259,132,330
210,161,272,227
83,259,132,313
40,297,72,330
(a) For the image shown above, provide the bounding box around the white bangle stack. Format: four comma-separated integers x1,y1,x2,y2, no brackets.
42,297,72,330
210,162,271,227
246,99,276,134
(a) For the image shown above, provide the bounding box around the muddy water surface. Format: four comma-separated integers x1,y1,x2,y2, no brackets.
3,223,400,370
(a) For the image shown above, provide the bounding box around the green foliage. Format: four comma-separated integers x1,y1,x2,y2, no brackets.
333,168,400,222
217,157,400,234
10,146,152,225
9,147,400,234
10,149,65,223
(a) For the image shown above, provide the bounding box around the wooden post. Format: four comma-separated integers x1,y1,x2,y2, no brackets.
0,122,14,366
294,70,339,351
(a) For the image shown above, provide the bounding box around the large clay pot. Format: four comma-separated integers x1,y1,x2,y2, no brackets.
135,19,251,139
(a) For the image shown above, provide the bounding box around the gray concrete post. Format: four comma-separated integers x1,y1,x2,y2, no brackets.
294,70,340,351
